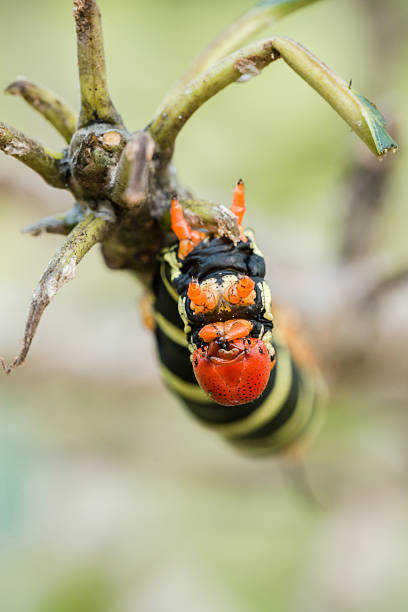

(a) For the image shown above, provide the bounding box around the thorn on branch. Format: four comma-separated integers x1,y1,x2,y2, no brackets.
2,214,112,374
5,79,78,144
0,122,67,188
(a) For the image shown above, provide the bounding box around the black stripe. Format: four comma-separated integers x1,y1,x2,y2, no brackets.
154,325,197,384
152,266,184,329
288,381,318,443
233,358,299,440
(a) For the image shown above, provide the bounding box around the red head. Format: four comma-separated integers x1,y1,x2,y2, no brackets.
192,320,275,406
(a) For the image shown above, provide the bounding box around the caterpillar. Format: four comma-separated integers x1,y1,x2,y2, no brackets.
151,181,325,457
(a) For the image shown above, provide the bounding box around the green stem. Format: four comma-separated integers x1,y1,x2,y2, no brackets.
2,214,112,374
0,122,67,188
5,79,78,144
151,36,397,164
73,0,123,128
271,37,397,156
150,39,280,164
160,0,321,109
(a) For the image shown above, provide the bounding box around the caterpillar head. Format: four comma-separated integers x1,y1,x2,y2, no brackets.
191,320,276,406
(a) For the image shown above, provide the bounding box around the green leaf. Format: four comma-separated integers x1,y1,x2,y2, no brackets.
353,92,397,156
272,37,397,156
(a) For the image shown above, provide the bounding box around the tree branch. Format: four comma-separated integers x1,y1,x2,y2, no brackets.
1,213,112,374
150,39,280,164
5,79,78,144
21,203,86,237
160,0,321,109
0,122,67,188
73,0,123,128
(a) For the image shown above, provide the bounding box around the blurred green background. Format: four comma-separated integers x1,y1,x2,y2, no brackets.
1,1,408,611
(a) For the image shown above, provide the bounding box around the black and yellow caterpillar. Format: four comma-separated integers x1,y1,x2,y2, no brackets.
150,183,325,457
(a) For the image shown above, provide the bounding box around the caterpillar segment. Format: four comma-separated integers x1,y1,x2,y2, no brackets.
151,182,325,456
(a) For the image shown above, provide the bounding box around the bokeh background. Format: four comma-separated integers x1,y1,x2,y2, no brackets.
1,1,408,610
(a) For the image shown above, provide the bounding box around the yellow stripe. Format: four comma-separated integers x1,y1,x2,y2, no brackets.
283,375,326,455
159,364,213,404
228,372,316,454
210,345,293,437
266,372,316,452
160,261,180,302
154,312,188,347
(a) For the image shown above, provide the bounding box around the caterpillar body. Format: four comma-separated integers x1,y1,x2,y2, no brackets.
151,181,325,456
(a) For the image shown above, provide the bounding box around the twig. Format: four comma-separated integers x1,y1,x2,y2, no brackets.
150,39,281,164
0,122,67,188
73,0,123,128
5,79,77,144
21,204,86,236
2,213,112,373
